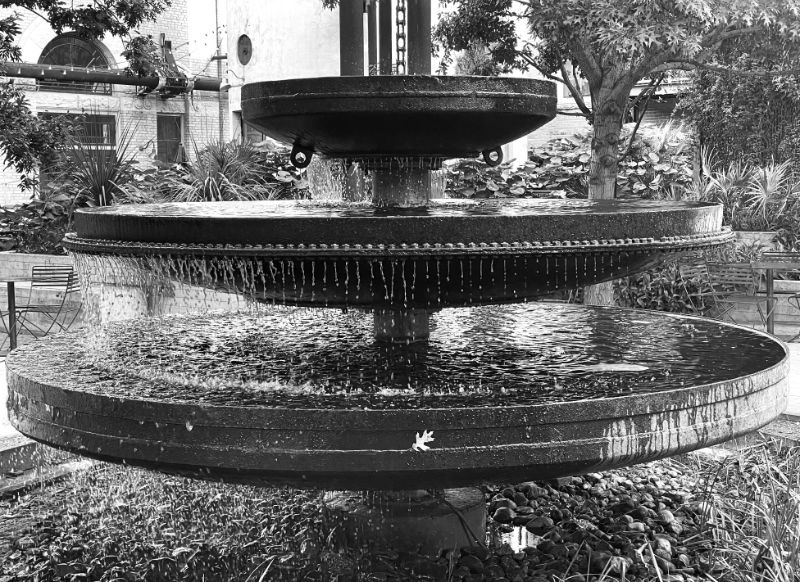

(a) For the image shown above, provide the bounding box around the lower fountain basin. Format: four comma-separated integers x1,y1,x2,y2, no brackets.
7,305,787,489
65,199,731,308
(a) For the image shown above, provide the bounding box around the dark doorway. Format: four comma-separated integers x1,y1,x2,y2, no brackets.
157,115,183,164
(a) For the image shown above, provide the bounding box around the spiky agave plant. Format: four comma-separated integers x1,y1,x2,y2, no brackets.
745,160,794,230
169,140,279,202
54,120,140,208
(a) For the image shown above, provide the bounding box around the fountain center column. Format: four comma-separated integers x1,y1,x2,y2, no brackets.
372,167,432,208
374,308,431,343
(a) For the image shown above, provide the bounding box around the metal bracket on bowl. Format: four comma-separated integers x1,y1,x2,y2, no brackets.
290,145,314,169
482,147,503,167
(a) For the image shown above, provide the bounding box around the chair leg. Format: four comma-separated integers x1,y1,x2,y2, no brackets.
0,310,13,352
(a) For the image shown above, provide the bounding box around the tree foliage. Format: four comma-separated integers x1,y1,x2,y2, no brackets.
679,29,800,172
435,0,800,199
0,1,170,189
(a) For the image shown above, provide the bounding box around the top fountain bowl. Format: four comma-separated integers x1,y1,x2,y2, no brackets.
240,76,557,164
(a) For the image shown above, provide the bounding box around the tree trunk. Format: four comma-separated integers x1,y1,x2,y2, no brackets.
584,94,627,306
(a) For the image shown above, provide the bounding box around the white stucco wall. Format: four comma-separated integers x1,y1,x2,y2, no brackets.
226,0,340,114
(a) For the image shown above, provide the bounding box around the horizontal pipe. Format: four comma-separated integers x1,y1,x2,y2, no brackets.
0,61,221,92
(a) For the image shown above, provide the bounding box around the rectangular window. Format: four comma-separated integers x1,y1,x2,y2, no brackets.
38,113,117,185
156,114,184,164
39,113,116,146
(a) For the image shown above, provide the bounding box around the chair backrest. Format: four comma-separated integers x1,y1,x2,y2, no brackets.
761,251,800,261
707,262,758,294
678,262,710,282
31,266,79,293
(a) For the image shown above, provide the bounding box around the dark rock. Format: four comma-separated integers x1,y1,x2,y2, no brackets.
655,555,676,573
590,551,613,572
526,516,555,535
485,564,506,578
493,498,518,511
527,485,549,499
501,487,516,499
513,492,529,507
610,499,637,515
512,514,534,526
463,545,490,561
493,507,516,524
496,543,514,556
451,565,471,579
459,554,484,573
546,477,572,488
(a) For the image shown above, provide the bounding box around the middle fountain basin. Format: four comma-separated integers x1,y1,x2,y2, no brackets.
64,199,731,308
7,304,788,490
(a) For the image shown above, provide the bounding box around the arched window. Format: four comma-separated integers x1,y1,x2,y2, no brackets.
38,34,112,94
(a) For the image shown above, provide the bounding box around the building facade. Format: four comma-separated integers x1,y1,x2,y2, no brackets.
0,0,229,206
226,0,339,144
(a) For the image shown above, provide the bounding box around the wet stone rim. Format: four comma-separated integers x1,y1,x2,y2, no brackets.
67,200,728,247
6,310,790,489
240,76,556,114
62,231,733,257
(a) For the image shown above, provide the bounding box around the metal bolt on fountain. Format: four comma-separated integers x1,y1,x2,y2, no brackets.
6,0,789,558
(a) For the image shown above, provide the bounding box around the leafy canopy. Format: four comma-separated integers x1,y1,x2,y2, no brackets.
435,0,800,202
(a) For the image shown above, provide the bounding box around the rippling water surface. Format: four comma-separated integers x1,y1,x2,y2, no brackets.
45,303,782,410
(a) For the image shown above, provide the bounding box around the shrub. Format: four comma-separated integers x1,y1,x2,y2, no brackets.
148,141,309,202
614,262,713,314
692,150,800,250
445,124,694,200
0,193,72,254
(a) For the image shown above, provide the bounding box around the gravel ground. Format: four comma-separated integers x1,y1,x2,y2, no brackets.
0,446,777,581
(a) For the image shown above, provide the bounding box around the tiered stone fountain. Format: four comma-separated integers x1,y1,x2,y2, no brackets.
6,0,789,558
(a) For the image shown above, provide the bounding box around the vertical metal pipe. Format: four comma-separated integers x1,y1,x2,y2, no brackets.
379,0,393,74
339,0,365,75
367,1,378,75
407,0,431,74
215,0,225,140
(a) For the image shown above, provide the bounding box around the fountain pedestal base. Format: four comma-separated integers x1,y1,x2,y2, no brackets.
373,309,431,342
324,488,486,555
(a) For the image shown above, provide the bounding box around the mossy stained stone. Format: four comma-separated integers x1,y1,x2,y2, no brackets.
240,76,556,163
65,199,731,309
7,307,788,490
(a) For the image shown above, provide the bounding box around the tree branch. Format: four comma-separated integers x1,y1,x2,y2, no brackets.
559,62,592,117
557,109,591,117
568,37,602,87
701,26,764,47
619,73,666,160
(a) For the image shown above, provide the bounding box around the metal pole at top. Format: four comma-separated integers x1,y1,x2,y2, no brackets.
406,0,431,75
339,0,365,76
378,0,393,74
367,0,378,75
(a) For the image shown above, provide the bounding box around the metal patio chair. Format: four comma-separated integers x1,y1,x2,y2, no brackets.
706,262,772,327
0,266,82,349
760,251,800,341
